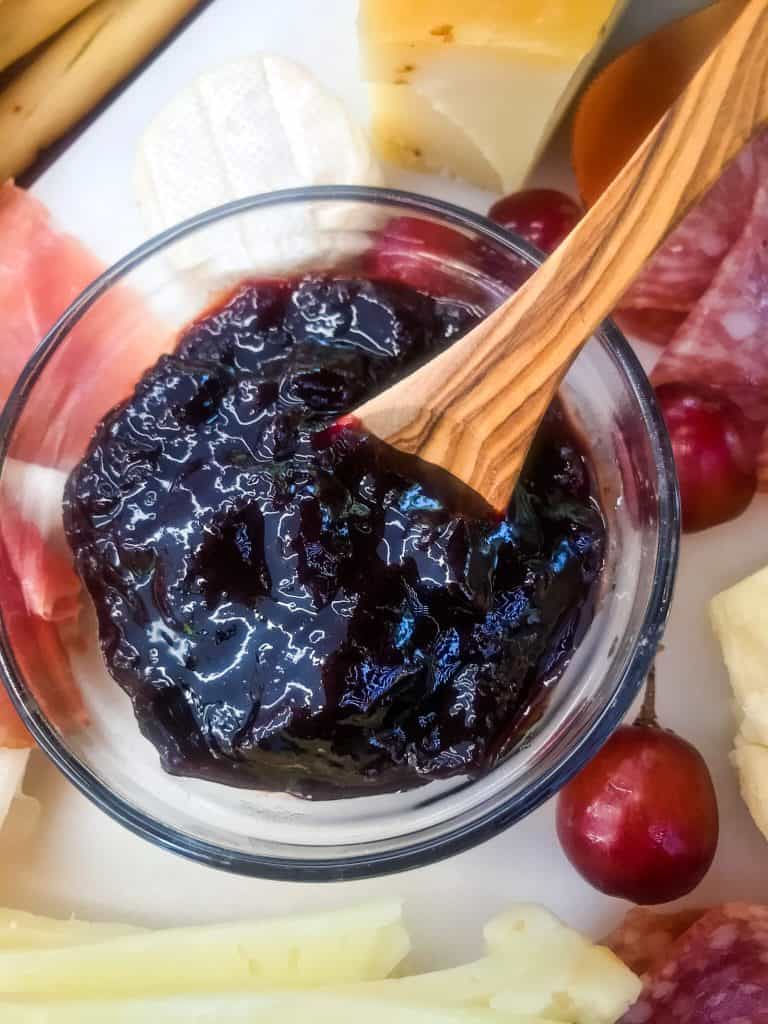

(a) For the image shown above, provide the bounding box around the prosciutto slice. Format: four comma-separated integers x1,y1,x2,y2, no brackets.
0,504,85,749
0,182,167,469
0,183,168,763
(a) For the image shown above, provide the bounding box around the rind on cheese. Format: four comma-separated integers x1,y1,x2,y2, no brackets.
359,1,623,60
711,564,768,842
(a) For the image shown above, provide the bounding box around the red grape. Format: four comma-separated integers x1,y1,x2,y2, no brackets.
488,188,582,253
364,216,473,296
557,724,719,904
655,382,758,532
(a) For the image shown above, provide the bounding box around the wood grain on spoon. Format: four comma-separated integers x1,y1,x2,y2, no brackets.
354,0,768,513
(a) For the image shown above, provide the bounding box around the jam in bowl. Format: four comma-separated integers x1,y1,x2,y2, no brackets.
0,188,678,878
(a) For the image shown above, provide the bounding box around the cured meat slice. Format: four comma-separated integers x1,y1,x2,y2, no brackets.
615,307,689,348
0,500,79,625
651,173,768,424
617,130,768,345
0,460,84,748
0,509,86,749
605,907,704,977
620,903,768,1024
0,182,96,406
0,182,168,469
0,461,80,624
0,179,148,749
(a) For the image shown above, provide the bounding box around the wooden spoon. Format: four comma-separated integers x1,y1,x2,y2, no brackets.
353,0,768,513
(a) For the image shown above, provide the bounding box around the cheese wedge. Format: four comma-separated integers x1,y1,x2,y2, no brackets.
360,0,627,192
135,55,382,274
711,564,768,842
369,84,498,190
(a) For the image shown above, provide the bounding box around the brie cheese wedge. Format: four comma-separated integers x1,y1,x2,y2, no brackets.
135,55,382,273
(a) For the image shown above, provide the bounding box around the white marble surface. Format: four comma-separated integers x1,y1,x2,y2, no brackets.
4,0,767,969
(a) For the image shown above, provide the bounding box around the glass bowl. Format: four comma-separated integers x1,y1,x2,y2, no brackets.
0,187,679,880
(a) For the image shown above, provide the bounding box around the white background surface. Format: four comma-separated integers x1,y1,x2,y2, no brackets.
3,0,767,969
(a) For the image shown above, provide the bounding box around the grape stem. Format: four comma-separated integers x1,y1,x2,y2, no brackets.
635,663,658,729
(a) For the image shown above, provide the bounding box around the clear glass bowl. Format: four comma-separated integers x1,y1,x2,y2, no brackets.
0,187,679,879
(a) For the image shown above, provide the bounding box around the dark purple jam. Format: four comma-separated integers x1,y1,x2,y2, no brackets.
64,277,605,798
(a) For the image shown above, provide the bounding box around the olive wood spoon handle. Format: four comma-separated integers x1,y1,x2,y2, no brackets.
352,0,768,512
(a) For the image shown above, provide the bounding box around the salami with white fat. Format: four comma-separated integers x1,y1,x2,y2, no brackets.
651,172,768,424
617,132,768,343
620,903,768,1024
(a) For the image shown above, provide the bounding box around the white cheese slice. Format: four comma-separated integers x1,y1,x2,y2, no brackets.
135,55,383,275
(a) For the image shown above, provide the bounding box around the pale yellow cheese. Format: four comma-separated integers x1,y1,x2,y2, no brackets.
360,0,627,192
370,84,498,191
0,901,639,1022
711,564,768,841
331,904,641,1024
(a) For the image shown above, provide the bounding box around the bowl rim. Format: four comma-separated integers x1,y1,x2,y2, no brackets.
0,185,680,880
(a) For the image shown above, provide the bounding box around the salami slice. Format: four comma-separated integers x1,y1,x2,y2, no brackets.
605,907,704,977
652,173,768,423
617,130,768,344
620,903,768,1024
615,308,690,347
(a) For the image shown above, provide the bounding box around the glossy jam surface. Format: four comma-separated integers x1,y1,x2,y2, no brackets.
64,277,606,798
